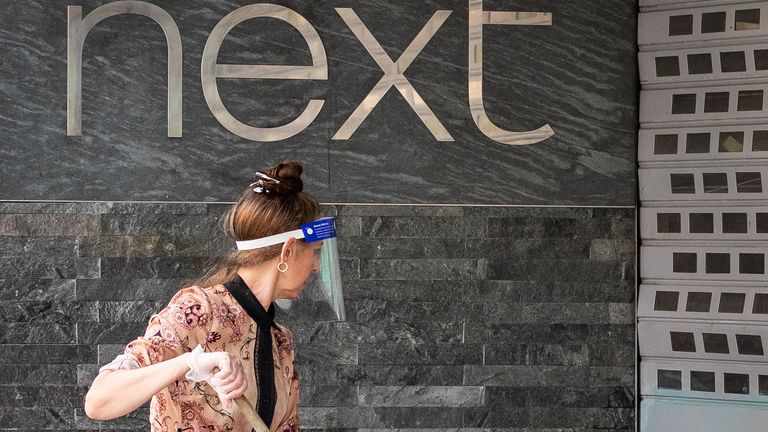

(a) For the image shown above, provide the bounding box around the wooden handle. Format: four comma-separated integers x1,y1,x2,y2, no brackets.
234,395,270,432
206,360,268,431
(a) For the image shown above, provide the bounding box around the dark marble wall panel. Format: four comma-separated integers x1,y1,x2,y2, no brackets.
0,0,637,204
0,201,635,430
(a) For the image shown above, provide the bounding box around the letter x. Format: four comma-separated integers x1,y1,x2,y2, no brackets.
334,8,453,141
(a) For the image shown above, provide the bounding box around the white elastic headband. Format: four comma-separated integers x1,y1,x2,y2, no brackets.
235,229,304,250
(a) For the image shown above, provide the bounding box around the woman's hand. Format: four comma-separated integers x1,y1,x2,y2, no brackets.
186,347,247,409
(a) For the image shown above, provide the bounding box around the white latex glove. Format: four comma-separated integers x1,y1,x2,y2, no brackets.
185,345,247,409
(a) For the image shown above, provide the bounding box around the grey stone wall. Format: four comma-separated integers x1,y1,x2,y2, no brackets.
1,0,637,204
0,202,635,430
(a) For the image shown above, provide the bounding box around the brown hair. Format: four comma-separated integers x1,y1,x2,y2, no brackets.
192,161,319,288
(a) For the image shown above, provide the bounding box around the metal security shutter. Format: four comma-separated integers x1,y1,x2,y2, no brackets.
638,1,768,430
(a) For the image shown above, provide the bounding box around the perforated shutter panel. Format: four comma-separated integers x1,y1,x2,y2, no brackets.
638,1,768,430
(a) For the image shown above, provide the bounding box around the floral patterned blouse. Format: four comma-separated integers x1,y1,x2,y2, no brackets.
104,279,300,432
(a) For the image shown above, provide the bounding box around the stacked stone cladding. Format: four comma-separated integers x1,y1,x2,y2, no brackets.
0,202,635,431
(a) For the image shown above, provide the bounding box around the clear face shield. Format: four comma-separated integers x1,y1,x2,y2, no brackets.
235,217,345,322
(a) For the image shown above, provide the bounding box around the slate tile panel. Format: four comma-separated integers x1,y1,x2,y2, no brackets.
0,202,635,430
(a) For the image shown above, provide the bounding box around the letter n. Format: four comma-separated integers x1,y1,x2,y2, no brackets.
67,1,182,137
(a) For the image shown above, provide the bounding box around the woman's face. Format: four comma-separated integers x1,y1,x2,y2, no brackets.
278,240,322,299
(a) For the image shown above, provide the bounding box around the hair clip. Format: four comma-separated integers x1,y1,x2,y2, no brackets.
254,172,280,184
249,182,270,193
249,171,280,194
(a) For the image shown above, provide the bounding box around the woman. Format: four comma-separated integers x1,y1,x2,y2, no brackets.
84,161,321,432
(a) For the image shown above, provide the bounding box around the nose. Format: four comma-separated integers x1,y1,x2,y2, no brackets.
312,256,320,273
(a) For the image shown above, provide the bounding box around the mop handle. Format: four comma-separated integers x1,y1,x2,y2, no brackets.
206,360,269,432
234,395,270,432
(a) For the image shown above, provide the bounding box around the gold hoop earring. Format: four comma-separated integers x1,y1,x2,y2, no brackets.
277,261,288,273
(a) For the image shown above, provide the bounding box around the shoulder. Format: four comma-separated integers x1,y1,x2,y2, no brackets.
166,284,237,309
158,284,234,331
273,322,295,347
274,322,293,337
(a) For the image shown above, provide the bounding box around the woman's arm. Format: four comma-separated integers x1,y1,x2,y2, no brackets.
84,348,247,420
84,352,190,420
85,286,246,420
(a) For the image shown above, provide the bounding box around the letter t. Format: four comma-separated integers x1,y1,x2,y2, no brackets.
468,1,554,145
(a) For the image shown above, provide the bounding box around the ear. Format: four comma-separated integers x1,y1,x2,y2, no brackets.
280,237,298,262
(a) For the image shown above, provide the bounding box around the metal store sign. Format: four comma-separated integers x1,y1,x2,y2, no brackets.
67,1,554,145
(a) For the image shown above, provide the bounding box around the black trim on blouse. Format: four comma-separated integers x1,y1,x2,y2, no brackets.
224,274,278,428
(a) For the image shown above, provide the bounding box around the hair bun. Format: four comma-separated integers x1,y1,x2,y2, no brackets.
262,161,303,195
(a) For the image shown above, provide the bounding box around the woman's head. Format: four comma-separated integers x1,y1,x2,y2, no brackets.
227,161,318,260
193,161,319,293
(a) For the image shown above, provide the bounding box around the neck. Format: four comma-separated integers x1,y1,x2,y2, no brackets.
236,264,278,311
